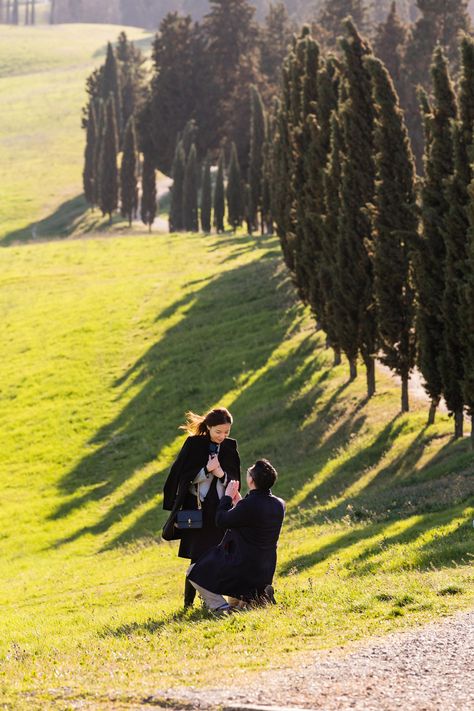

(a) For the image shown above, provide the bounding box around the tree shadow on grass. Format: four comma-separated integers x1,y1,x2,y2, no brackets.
279,500,473,578
49,256,307,546
1,195,90,246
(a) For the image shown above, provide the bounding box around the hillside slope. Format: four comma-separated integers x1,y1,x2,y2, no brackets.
0,21,472,711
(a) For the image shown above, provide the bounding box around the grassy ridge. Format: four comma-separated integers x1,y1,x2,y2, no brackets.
0,229,473,709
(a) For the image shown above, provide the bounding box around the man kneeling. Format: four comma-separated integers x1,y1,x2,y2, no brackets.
187,459,285,613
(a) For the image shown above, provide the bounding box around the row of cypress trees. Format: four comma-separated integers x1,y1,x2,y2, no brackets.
82,36,157,230
270,21,474,443
0,0,36,24
168,85,274,235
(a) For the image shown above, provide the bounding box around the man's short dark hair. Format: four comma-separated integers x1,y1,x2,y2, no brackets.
249,459,277,490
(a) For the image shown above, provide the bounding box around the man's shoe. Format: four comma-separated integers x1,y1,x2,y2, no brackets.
263,584,276,605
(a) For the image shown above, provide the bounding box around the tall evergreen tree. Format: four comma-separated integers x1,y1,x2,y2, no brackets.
261,113,274,235
365,56,418,412
227,142,243,231
183,143,199,231
92,99,105,206
98,96,119,223
318,0,366,49
82,102,98,208
141,151,157,232
31,0,35,24
115,32,147,136
322,113,346,367
401,0,470,170
203,0,260,171
169,139,186,232
463,188,474,447
213,151,225,233
415,47,457,424
11,0,18,24
200,158,212,233
373,2,407,100
440,37,474,438
145,13,200,175
337,20,377,395
120,116,139,226
259,2,294,89
102,42,122,144
248,85,266,233
24,0,30,25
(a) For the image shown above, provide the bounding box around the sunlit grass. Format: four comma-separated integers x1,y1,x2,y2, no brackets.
0,230,472,709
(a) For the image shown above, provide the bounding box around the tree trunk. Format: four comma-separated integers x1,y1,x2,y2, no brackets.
453,409,464,439
349,358,357,381
333,347,342,366
427,397,439,425
401,374,409,413
366,357,376,398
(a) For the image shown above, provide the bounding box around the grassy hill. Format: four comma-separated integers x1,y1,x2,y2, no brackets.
0,23,152,244
0,23,473,711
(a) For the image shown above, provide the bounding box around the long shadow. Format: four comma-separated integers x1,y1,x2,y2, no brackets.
49,257,303,546
1,195,90,246
279,502,473,578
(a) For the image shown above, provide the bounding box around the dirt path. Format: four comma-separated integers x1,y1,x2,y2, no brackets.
152,609,474,710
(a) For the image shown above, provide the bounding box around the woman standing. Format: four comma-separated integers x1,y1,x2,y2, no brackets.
162,407,240,607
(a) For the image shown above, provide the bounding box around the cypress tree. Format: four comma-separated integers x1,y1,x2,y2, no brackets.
102,42,122,145
92,99,105,206
337,20,377,396
259,2,294,89
318,0,366,49
373,2,407,100
169,140,186,232
227,142,243,231
248,85,266,234
200,158,212,233
322,113,346,368
288,29,320,308
183,143,199,232
365,56,418,413
120,116,138,227
141,151,157,232
31,0,35,24
415,47,457,424
24,0,29,24
82,102,98,208
97,96,119,223
463,191,474,447
213,151,225,233
261,113,274,235
401,0,470,171
441,37,474,438
12,0,18,24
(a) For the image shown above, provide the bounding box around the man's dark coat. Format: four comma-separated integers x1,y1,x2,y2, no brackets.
162,434,240,560
188,488,285,598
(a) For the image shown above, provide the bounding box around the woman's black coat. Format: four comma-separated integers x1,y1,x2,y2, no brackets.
162,434,240,560
188,488,285,598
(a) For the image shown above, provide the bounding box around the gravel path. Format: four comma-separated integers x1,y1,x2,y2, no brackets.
156,609,474,711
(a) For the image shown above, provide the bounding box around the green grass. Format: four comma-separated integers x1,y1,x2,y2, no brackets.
0,21,473,711
0,229,473,710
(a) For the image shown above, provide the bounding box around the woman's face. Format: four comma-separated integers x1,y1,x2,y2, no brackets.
208,423,231,444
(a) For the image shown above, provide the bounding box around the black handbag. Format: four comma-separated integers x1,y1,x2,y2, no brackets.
162,483,202,540
176,509,203,529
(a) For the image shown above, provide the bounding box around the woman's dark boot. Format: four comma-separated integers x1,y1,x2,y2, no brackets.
184,577,196,608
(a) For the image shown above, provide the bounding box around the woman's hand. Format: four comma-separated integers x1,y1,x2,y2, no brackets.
207,454,225,478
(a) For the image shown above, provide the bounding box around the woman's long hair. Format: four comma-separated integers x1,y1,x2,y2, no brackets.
180,407,233,436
